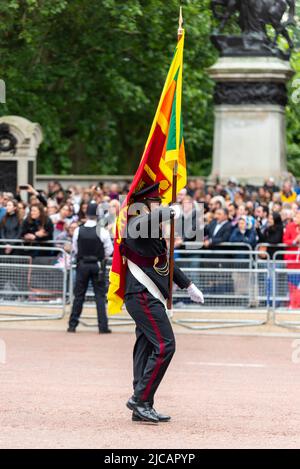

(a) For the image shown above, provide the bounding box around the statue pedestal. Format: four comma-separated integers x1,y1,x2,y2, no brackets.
208,57,294,184
0,116,43,193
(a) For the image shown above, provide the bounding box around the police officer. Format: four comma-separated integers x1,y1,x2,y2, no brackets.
68,201,113,334
123,183,204,423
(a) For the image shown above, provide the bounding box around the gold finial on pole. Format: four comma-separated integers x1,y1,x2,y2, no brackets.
178,6,184,40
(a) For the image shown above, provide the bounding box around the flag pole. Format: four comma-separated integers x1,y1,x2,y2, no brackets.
178,6,184,40
167,7,184,311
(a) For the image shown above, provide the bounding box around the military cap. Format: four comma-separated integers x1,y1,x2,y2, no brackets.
131,183,162,203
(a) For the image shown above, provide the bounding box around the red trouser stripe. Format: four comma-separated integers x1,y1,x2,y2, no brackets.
139,292,166,402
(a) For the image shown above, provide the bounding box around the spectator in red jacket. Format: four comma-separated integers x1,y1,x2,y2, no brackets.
283,211,300,308
283,211,300,267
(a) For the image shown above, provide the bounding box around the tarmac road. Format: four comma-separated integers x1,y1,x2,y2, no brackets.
0,329,300,449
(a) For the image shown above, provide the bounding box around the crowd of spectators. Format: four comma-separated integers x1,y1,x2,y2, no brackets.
2,176,300,307
1,175,300,258
0,182,123,255
174,176,300,260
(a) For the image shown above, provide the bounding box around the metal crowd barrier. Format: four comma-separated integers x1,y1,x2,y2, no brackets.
171,250,271,330
181,242,252,251
272,250,300,329
255,243,287,259
0,238,71,247
71,248,270,330
256,243,288,250
0,245,68,322
71,246,260,329
2,240,300,331
67,247,271,330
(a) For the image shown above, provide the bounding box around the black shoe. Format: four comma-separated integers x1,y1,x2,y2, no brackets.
132,410,171,422
99,328,112,334
126,397,159,423
67,327,76,333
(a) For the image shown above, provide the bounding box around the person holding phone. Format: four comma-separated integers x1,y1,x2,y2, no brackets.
21,204,54,255
17,184,47,207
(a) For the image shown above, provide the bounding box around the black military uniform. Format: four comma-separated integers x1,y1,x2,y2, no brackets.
123,183,192,423
68,202,113,333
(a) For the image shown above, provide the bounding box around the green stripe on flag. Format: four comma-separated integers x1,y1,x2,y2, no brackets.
166,67,181,152
166,88,177,152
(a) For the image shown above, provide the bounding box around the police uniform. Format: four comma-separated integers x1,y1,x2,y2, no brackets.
123,184,202,422
68,202,113,333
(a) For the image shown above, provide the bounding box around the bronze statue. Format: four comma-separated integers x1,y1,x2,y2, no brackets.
211,0,296,58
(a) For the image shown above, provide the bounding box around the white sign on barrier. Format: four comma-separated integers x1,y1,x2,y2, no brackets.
292,339,300,364
0,339,6,364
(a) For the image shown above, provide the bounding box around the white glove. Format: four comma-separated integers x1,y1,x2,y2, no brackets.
170,204,182,220
187,283,204,304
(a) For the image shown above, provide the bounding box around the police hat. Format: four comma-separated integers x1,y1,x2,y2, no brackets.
132,183,162,203
86,201,98,217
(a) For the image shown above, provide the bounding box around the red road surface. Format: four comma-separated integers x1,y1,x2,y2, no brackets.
0,329,300,449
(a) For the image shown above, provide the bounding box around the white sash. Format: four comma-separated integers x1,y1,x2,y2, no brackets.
127,259,168,313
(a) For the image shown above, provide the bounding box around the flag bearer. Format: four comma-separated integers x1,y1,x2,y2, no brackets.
123,183,204,423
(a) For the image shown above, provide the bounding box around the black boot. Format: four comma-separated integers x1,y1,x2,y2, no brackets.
132,410,171,422
126,396,159,423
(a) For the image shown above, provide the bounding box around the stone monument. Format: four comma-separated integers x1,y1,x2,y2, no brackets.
209,0,296,184
0,116,43,193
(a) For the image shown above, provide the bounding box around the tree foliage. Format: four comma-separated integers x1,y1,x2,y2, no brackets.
287,65,300,175
0,0,299,176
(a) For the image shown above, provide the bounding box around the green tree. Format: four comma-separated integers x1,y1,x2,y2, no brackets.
0,0,216,175
287,14,300,177
0,0,299,177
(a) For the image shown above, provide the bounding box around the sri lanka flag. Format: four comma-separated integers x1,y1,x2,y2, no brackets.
107,30,187,315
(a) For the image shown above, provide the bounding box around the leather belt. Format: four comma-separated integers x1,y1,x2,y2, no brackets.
120,243,168,269
78,256,102,263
